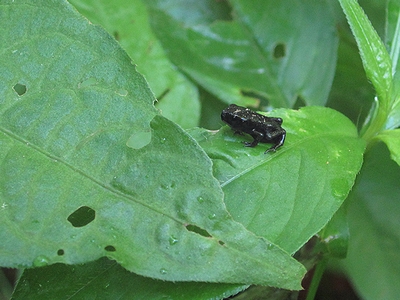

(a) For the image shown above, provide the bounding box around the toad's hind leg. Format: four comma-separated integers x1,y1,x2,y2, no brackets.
264,132,286,153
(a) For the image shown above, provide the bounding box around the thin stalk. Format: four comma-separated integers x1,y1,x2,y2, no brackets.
305,258,328,300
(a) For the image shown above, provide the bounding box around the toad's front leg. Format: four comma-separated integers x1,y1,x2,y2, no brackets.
244,130,264,147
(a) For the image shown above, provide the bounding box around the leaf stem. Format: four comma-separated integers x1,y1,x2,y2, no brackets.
361,99,389,142
305,258,328,300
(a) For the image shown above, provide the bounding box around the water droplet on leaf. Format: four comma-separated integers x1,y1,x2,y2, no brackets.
208,213,216,219
33,255,49,267
160,268,168,275
169,236,178,245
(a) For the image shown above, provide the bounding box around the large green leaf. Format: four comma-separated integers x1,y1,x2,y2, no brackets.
342,143,400,300
68,0,200,129
146,0,338,108
12,258,247,300
0,0,305,289
190,107,365,254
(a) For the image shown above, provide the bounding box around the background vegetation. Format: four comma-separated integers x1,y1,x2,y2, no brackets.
1,0,400,299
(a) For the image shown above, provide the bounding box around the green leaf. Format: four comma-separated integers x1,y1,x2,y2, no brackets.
386,0,400,73
12,258,247,300
385,0,400,130
327,28,375,128
375,129,400,165
0,0,305,289
338,0,392,140
146,0,338,108
69,0,200,129
190,107,365,254
342,143,400,300
317,204,349,259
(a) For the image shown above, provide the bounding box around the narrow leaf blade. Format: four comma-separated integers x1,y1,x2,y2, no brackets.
339,0,392,106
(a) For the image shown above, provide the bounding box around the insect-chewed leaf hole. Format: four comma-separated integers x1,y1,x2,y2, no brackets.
67,206,96,227
104,245,116,252
113,31,120,41
13,83,27,96
293,95,306,109
218,240,225,246
185,224,212,238
273,42,286,59
57,249,65,256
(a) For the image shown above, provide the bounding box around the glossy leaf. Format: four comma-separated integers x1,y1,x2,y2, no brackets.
327,28,375,128
339,0,392,140
386,0,400,73
190,107,365,254
317,205,349,259
69,0,200,129
12,258,247,300
339,0,392,104
375,129,400,165
385,0,400,130
146,0,338,108
0,0,305,289
342,143,400,300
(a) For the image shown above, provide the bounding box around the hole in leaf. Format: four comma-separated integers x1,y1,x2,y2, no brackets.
273,43,286,59
209,0,233,21
113,31,120,41
13,83,27,96
57,249,64,256
185,224,212,238
67,206,96,227
218,240,225,246
293,95,306,109
105,245,116,252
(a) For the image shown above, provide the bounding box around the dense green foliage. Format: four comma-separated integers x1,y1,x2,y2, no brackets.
1,0,399,299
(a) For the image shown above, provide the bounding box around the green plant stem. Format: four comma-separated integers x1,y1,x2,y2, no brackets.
305,258,328,300
361,99,389,143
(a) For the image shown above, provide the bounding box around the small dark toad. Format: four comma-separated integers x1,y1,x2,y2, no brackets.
221,104,286,153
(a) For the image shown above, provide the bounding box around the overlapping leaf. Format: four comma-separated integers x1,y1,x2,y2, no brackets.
69,0,200,129
146,0,338,108
12,258,248,300
0,0,305,290
343,144,400,300
190,107,365,254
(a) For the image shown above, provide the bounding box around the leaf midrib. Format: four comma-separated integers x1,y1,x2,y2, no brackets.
0,126,181,224
220,131,357,188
